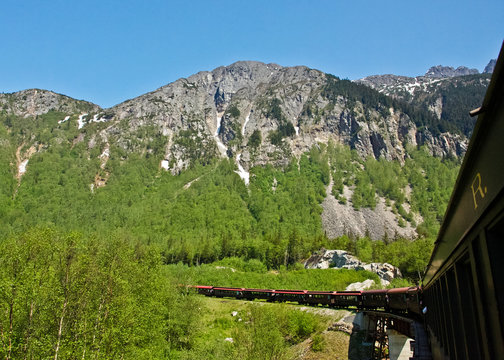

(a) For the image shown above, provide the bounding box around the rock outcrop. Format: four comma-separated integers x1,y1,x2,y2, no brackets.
424,65,479,78
304,249,402,285
107,60,477,173
345,279,376,291
0,89,100,118
484,59,497,74
321,180,418,240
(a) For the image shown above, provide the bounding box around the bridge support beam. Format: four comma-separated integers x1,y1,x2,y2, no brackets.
350,311,431,359
357,312,390,359
371,316,389,360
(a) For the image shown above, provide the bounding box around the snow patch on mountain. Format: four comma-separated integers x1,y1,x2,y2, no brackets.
58,116,70,124
234,153,250,185
91,114,108,123
18,159,29,175
242,112,251,136
77,113,88,129
161,160,170,170
357,75,446,98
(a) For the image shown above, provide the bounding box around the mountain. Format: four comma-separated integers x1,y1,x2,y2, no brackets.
355,67,492,137
424,65,479,78
0,60,489,264
109,60,474,174
484,59,497,74
0,89,100,117
0,60,493,360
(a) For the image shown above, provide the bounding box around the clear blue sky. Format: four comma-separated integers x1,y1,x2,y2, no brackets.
1,0,502,108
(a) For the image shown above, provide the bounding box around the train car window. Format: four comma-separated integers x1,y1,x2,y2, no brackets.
441,274,456,358
456,256,483,359
431,285,440,341
472,235,499,359
486,215,504,334
436,280,449,352
432,283,441,343
446,267,467,359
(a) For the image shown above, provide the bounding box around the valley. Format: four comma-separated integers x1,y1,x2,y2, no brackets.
0,58,494,359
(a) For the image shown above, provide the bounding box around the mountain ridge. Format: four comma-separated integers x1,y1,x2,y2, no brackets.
1,59,489,180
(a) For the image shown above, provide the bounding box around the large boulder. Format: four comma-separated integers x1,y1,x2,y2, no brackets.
345,279,376,291
304,249,402,285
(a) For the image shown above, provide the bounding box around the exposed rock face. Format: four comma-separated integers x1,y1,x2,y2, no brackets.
321,178,418,240
0,60,491,244
106,61,476,173
4,60,482,178
484,59,497,74
304,249,402,285
356,69,490,140
425,65,479,78
345,279,376,291
0,89,100,118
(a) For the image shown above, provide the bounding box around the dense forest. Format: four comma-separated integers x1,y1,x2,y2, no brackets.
0,228,200,359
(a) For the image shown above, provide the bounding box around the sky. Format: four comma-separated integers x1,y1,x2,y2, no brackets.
1,0,502,108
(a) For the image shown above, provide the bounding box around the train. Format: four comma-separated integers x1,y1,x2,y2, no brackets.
193,285,423,316
419,41,504,359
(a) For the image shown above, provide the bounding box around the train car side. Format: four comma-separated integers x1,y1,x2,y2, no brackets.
361,289,388,309
193,285,426,314
388,287,410,312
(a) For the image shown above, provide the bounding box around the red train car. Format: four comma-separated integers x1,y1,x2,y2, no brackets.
361,289,388,309
388,287,410,312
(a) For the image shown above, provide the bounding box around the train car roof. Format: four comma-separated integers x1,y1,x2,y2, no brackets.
387,287,411,294
273,290,306,294
244,288,274,292
423,41,504,286
213,287,245,291
335,291,361,295
362,289,388,295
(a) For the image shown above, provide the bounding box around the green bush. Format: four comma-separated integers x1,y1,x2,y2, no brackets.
248,129,262,149
311,333,325,352
287,310,320,343
227,105,241,118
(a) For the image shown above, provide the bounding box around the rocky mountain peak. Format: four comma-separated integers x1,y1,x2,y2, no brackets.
483,59,497,74
0,89,100,118
424,65,479,78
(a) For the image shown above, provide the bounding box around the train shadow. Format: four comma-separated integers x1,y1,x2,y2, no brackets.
347,312,374,360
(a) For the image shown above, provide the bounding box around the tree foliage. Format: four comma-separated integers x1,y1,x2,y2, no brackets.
0,228,200,359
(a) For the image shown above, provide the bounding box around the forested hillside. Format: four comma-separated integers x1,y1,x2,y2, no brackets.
0,61,477,247
0,61,475,266
0,106,458,271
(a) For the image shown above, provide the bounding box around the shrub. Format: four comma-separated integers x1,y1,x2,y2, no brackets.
311,334,325,352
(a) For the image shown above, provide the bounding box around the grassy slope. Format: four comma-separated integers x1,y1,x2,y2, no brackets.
179,296,352,360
